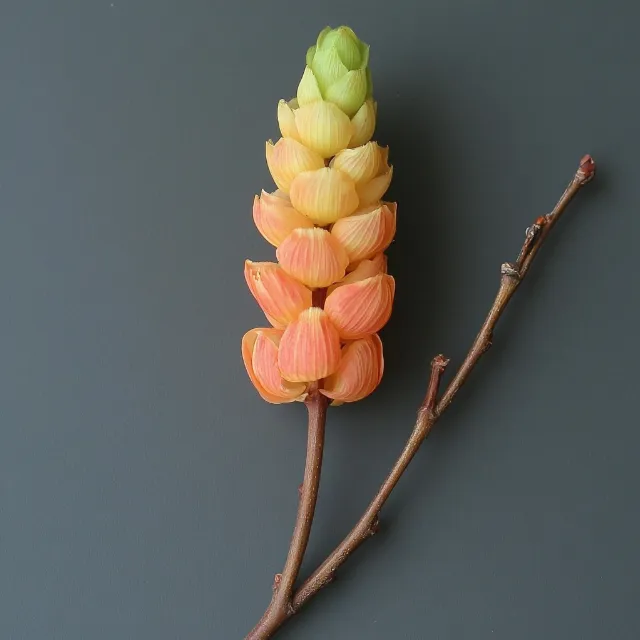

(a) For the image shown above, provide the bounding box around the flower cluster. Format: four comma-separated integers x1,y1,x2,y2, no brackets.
242,26,396,404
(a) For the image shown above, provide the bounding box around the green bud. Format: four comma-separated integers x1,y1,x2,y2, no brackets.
300,25,372,119
319,26,363,71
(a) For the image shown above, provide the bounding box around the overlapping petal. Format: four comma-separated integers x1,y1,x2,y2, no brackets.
324,273,395,339
321,334,384,403
278,308,342,382
242,329,307,403
276,227,349,288
266,138,325,193
330,202,396,263
349,99,377,148
253,190,314,247
325,68,368,118
329,254,387,294
331,142,384,183
294,100,353,159
297,66,323,105
356,165,393,206
289,167,359,225
244,261,312,329
277,99,300,141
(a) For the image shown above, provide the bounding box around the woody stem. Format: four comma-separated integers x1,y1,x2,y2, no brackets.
245,288,329,640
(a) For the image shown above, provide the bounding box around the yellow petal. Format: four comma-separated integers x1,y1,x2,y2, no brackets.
277,100,300,141
253,191,314,247
324,273,395,339
276,227,349,288
289,167,359,225
244,261,312,329
266,138,325,193
349,99,376,147
278,308,342,383
294,101,352,159
330,203,395,263
321,334,384,402
242,328,307,403
379,145,389,167
356,165,393,206
297,66,323,105
331,142,382,183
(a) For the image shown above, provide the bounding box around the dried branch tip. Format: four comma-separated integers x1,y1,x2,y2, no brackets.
576,154,596,184
431,354,450,370
420,354,450,416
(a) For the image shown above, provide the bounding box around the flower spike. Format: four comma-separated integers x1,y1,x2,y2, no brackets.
243,25,396,405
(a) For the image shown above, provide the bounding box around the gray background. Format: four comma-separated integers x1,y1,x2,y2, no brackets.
1,1,638,639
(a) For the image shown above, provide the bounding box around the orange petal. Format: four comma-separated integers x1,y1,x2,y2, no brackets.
330,203,395,263
331,142,382,184
368,252,388,274
242,329,307,403
294,100,352,159
347,251,388,275
328,255,387,294
324,273,395,339
253,191,314,247
289,167,359,225
244,261,312,329
276,227,349,288
266,138,325,193
321,334,384,402
278,308,342,383
277,100,300,141
349,99,377,148
356,165,393,206
380,201,397,248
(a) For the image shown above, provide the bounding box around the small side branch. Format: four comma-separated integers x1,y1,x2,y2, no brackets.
420,354,450,418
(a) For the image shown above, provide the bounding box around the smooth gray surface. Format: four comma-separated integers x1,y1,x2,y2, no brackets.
1,1,638,638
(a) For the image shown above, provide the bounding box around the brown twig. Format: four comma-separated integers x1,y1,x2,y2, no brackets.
245,387,329,640
245,155,594,637
292,355,450,611
436,154,594,414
